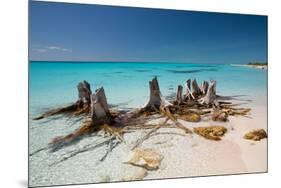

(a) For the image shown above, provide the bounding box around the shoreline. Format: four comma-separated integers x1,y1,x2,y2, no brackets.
230,64,267,70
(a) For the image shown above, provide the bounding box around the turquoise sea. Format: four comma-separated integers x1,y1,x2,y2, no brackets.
29,61,267,115
29,61,267,186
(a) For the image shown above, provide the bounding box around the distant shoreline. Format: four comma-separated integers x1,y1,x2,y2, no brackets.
230,64,267,70
28,61,246,65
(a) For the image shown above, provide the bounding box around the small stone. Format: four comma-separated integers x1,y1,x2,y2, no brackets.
125,148,163,170
244,129,267,141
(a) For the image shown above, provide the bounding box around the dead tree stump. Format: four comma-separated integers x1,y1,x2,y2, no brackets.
184,79,194,101
200,81,209,95
90,87,112,125
33,80,92,120
192,79,202,97
75,80,92,114
175,85,183,104
199,80,218,106
143,77,171,111
77,80,92,106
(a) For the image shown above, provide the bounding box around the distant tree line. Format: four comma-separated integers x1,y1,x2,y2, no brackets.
247,61,268,66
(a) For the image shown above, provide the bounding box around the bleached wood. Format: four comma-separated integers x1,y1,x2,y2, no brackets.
144,77,171,110
77,80,92,105
200,81,209,95
191,79,202,97
199,80,218,106
90,87,111,124
184,79,195,100
176,85,183,104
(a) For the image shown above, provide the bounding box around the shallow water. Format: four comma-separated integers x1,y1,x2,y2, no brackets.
29,62,267,112
29,62,267,187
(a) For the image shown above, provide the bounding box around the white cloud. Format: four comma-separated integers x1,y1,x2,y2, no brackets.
32,45,72,53
47,46,72,52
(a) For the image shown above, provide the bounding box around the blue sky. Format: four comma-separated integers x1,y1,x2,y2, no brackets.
29,1,267,64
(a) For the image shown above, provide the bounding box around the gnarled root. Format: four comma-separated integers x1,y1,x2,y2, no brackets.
33,80,92,120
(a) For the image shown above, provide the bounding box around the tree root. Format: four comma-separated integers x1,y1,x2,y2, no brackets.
33,103,80,120
160,106,192,134
131,117,169,150
50,137,114,166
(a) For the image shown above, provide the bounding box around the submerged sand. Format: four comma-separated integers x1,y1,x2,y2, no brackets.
29,96,267,187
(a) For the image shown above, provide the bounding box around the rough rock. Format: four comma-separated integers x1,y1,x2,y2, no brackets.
194,126,227,141
125,148,163,170
244,129,267,141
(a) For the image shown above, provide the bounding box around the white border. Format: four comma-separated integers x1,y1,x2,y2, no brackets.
1,0,280,188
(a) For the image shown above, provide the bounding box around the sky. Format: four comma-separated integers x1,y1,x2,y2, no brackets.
29,1,267,64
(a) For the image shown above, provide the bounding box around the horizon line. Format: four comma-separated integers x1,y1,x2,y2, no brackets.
29,60,252,64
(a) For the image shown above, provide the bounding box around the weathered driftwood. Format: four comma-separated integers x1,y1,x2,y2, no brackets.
160,106,192,134
200,81,209,95
90,87,112,125
175,85,183,104
139,77,192,134
131,117,169,150
33,104,78,120
77,80,92,105
198,80,218,106
143,77,171,111
33,80,92,120
191,79,202,97
49,87,123,151
184,79,194,101
31,76,254,159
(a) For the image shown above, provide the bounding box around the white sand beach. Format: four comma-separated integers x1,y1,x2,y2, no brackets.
29,94,267,187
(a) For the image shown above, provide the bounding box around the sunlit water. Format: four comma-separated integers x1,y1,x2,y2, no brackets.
29,62,267,111
29,62,267,186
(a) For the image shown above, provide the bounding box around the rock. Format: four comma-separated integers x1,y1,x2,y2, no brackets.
244,129,267,141
125,148,163,170
179,113,201,122
120,167,148,181
212,110,228,122
194,126,227,141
